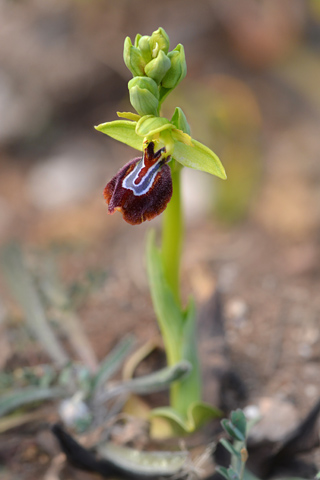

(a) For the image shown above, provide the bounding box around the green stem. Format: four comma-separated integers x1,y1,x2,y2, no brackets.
161,163,183,306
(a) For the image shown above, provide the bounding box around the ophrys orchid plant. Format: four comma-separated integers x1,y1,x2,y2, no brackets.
95,28,226,433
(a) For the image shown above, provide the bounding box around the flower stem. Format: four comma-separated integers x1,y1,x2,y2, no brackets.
161,163,183,306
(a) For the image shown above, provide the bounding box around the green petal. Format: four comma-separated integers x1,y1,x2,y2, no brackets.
173,139,227,179
117,112,141,121
170,107,190,135
172,128,192,146
95,120,143,151
135,115,174,137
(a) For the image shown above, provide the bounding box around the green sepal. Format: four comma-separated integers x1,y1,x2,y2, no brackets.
117,112,141,121
95,120,143,151
171,107,190,135
161,44,187,89
173,139,227,179
135,115,173,138
150,401,221,434
145,50,171,84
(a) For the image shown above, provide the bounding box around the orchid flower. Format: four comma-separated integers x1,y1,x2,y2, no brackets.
95,28,226,434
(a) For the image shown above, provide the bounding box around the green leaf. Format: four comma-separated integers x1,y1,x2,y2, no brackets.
228,466,240,480
219,438,241,459
95,120,143,151
173,139,227,179
221,419,246,442
231,409,247,439
97,442,188,477
188,401,222,430
151,401,221,434
136,115,174,137
146,231,186,367
91,335,135,395
216,466,231,480
100,361,192,402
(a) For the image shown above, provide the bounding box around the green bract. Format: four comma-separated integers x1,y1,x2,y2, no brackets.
95,111,226,180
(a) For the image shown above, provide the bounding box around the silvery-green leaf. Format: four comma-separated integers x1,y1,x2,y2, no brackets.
96,361,191,403
0,387,65,418
91,335,135,395
97,442,188,477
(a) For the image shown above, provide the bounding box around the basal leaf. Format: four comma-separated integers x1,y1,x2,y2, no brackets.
98,441,188,476
95,120,143,151
151,401,221,434
188,401,222,430
0,387,65,418
173,139,227,179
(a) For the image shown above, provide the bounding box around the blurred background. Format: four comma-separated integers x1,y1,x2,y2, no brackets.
0,0,320,477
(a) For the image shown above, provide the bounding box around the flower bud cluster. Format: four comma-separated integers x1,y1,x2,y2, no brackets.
123,28,186,116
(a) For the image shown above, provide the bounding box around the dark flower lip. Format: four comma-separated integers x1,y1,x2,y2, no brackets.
104,142,172,225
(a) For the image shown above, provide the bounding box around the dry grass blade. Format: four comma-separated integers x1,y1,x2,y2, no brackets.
39,256,98,373
0,243,69,367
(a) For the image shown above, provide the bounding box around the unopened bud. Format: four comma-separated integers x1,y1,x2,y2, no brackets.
138,35,152,63
161,44,186,89
149,28,170,56
123,36,146,77
145,49,171,84
128,76,159,116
